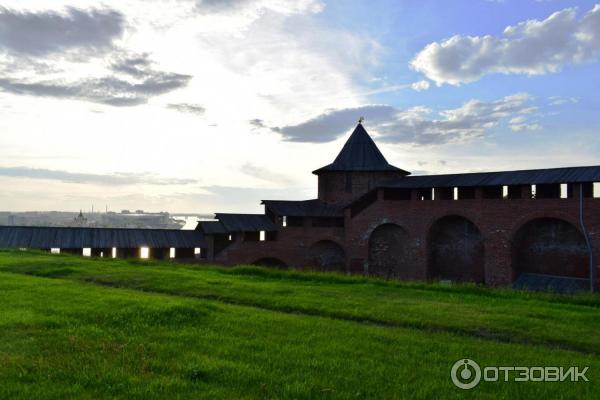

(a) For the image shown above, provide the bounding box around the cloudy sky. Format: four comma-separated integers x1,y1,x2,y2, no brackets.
1,0,599,213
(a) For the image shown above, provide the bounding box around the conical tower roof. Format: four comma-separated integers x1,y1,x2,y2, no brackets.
312,122,410,175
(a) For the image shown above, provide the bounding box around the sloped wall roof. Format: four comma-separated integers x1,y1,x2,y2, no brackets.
0,226,206,248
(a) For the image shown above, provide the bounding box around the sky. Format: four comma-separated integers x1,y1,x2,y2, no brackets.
1,0,599,213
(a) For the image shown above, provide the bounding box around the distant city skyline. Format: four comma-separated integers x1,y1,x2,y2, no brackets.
1,0,600,213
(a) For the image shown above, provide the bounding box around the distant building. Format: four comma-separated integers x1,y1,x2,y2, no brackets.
73,210,88,226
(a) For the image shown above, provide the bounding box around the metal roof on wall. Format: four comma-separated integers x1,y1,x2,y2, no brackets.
382,165,600,189
262,199,344,217
0,226,206,249
214,213,278,232
197,221,229,234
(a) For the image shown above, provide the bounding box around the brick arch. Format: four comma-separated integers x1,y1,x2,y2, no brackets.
512,217,588,279
507,210,583,241
251,257,288,269
363,218,402,238
423,210,482,236
427,215,485,283
368,223,412,279
307,240,346,272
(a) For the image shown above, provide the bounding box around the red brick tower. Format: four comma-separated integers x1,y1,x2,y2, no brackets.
312,122,410,204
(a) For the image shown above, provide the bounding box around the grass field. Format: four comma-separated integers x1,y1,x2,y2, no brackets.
0,250,598,399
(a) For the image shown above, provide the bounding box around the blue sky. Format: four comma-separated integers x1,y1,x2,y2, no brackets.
324,0,600,110
328,0,600,133
0,0,599,213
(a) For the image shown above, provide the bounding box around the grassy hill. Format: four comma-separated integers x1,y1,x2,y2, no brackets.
0,250,598,399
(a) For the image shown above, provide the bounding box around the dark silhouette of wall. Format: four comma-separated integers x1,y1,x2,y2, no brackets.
513,218,588,279
427,216,485,283
308,240,346,272
368,223,410,279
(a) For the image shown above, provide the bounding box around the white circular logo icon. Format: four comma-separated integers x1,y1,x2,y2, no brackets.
451,359,481,389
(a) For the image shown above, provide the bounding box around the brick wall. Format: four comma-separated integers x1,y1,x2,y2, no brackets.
317,171,407,204
207,185,600,289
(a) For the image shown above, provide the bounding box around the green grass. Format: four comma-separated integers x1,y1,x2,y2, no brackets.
0,250,598,399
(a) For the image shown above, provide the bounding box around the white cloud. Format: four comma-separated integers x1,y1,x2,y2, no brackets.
0,53,192,106
0,0,379,212
170,0,326,34
548,96,579,106
0,1,370,116
0,5,192,106
240,162,293,185
0,166,197,185
4,1,589,214
411,4,600,85
509,116,526,124
510,122,541,132
191,10,377,122
270,104,397,142
270,93,539,144
410,80,431,91
0,7,125,56
193,0,324,16
508,115,541,132
167,103,206,114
